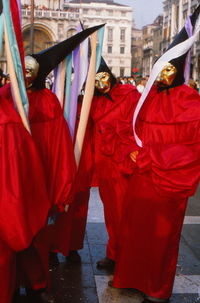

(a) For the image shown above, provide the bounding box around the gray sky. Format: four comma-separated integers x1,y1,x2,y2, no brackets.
116,0,163,29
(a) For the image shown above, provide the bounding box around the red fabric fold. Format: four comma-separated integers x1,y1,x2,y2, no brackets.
0,94,50,251
27,88,77,209
136,84,200,198
113,84,200,298
91,83,140,181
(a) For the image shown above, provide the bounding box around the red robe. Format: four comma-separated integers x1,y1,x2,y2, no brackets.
67,85,140,256
0,93,50,303
26,88,76,288
90,83,140,260
52,97,94,255
113,85,200,299
0,90,50,252
2,85,76,290
0,240,16,303
28,88,76,210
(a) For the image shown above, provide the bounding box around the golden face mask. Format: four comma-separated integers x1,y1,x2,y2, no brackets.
156,63,177,86
24,56,39,89
95,72,111,94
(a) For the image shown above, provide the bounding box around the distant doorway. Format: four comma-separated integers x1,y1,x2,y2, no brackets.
22,26,54,54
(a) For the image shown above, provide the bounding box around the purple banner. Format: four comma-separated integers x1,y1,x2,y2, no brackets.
68,45,80,138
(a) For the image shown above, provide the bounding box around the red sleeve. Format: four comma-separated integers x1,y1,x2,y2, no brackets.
110,87,141,175
0,122,50,251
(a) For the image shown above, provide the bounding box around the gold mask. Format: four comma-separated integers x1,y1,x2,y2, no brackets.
24,55,39,89
95,72,111,94
156,63,177,86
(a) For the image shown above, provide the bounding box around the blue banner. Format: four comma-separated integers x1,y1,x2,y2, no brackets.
2,0,29,116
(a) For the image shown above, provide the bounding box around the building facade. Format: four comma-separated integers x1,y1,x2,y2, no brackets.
0,0,133,77
141,15,163,77
131,27,143,76
63,0,133,77
140,0,199,81
162,0,200,82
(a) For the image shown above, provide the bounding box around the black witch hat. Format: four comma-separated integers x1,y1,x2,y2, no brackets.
31,24,105,89
96,57,116,86
94,57,117,99
166,4,200,88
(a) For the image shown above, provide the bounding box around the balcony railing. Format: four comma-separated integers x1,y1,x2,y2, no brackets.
22,9,80,20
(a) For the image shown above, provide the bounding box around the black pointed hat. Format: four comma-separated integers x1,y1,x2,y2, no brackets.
166,4,200,87
94,57,117,98
0,0,2,14
97,57,116,83
31,23,105,89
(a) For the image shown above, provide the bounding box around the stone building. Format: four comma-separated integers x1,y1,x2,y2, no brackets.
63,0,133,77
1,0,133,77
162,0,200,82
153,15,163,62
142,24,156,77
142,16,163,77
131,27,143,76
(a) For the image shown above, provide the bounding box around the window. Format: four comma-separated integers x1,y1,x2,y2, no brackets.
108,28,113,42
120,28,126,42
120,68,124,77
120,46,125,54
67,28,76,38
121,11,126,17
108,45,112,53
109,10,113,16
83,9,88,14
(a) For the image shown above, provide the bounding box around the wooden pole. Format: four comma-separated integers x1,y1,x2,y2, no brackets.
30,0,34,54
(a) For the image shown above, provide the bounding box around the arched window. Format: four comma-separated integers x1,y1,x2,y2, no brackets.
67,28,77,38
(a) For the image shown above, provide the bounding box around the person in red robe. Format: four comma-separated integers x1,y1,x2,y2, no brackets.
0,72,75,303
112,6,200,303
1,23,104,303
0,94,50,303
68,59,140,267
0,55,76,303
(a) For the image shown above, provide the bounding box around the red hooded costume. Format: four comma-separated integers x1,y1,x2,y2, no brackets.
1,84,76,291
0,93,50,303
67,83,140,260
113,85,200,299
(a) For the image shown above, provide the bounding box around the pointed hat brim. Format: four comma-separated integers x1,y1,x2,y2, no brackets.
31,23,105,89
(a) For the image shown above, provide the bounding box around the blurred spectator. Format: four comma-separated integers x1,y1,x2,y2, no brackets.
45,76,53,90
123,77,128,84
188,78,198,91
128,77,136,86
0,69,7,87
119,77,124,84
4,74,10,85
136,77,146,93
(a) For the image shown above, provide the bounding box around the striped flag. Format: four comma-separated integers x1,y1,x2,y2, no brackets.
2,0,30,132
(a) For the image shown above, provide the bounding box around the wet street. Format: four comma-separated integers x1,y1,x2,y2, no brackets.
49,187,200,303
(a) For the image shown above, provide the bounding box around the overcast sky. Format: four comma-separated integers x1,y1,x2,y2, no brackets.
116,0,163,29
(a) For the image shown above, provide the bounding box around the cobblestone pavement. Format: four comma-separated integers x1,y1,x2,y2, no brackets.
49,187,200,303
